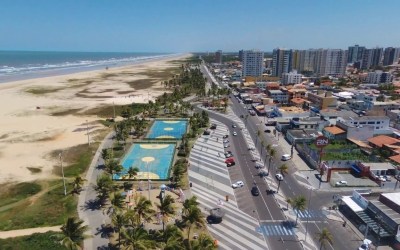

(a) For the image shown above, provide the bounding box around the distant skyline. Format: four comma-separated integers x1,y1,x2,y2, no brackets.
1,0,400,53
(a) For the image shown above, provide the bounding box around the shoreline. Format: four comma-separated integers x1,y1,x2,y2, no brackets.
0,53,191,184
0,53,182,84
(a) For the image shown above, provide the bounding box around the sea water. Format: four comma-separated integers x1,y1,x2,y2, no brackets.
0,50,173,83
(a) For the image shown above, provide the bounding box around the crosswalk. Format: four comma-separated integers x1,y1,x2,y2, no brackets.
257,223,296,236
293,209,327,220
188,119,268,250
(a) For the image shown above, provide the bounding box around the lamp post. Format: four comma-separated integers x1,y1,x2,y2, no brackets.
146,161,151,201
59,152,67,196
305,187,313,241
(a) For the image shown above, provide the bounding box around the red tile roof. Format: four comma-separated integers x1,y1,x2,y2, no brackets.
324,126,345,135
368,135,400,148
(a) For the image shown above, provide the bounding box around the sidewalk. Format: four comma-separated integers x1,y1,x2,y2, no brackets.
0,226,62,239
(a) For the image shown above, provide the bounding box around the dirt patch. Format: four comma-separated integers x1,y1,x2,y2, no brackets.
50,108,82,116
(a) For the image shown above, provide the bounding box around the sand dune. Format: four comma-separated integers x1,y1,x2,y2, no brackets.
0,54,189,184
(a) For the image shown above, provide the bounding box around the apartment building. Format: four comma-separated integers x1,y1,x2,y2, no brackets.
347,44,365,64
365,70,393,85
361,48,383,69
337,116,390,135
281,70,303,85
267,89,289,104
242,50,264,77
272,48,292,77
215,50,222,64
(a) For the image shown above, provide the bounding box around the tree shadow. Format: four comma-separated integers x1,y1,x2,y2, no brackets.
95,223,114,239
97,164,105,170
82,198,102,211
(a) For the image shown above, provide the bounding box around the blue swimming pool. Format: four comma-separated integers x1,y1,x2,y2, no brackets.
115,143,176,180
146,120,188,139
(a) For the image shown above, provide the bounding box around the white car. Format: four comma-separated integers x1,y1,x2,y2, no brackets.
223,140,229,143
336,180,348,186
233,131,237,136
224,144,230,148
275,174,284,181
281,154,291,161
378,176,386,182
232,181,244,189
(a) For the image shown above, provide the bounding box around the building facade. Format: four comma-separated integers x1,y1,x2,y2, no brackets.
281,70,303,85
272,48,292,77
347,44,365,64
361,47,383,69
215,50,222,64
365,70,393,85
242,50,264,77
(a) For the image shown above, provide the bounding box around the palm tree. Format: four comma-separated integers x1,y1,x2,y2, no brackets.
127,166,139,180
278,164,289,176
95,174,113,205
183,196,200,211
133,196,155,226
112,212,128,249
191,233,216,250
292,196,307,226
268,148,276,173
157,194,176,232
106,192,125,215
182,206,205,250
162,225,185,249
71,176,86,194
316,228,333,250
122,227,155,250
60,217,89,250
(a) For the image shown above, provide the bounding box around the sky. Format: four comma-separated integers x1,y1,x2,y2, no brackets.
1,0,400,53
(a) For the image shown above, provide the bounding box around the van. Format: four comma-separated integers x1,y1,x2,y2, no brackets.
281,154,291,161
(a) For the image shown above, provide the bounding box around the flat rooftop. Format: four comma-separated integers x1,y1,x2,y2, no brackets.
381,193,400,208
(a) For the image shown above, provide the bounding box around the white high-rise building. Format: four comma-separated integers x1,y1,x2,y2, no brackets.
366,70,393,85
242,50,264,77
282,70,303,85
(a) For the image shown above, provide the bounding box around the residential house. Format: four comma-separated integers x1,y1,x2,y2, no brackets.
267,89,289,104
323,126,347,140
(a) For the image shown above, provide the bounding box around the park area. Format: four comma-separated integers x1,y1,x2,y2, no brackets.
146,119,188,139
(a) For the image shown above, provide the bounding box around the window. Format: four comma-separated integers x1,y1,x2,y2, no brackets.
376,127,379,129
377,121,380,124
368,122,375,124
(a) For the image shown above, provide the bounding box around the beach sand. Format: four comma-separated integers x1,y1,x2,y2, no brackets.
0,54,189,184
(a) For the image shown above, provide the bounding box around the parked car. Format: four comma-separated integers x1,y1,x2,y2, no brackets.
232,181,244,189
233,131,237,136
225,158,235,167
275,174,284,181
232,124,237,128
225,153,233,158
223,135,229,139
210,124,217,129
223,140,229,143
336,180,348,186
251,186,260,196
281,154,291,161
224,144,230,148
378,176,386,182
384,175,392,181
264,129,271,133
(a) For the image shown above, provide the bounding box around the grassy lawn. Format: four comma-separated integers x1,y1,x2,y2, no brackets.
0,182,41,208
309,140,358,150
0,181,77,231
322,151,369,161
0,231,67,250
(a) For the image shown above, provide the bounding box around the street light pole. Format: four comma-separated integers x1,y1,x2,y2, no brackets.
147,161,151,201
305,187,313,241
59,152,67,196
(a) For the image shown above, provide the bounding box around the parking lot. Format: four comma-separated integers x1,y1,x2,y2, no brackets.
330,172,379,188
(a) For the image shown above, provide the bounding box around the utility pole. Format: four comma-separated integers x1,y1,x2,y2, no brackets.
86,120,90,146
59,152,67,196
113,101,116,119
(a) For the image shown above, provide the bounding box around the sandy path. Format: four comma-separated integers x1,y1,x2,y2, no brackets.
0,225,62,239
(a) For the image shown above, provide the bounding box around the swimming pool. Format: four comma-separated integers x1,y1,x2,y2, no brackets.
146,119,188,139
115,142,176,180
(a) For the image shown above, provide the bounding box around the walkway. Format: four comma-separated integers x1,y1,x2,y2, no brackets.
0,226,62,239
188,119,268,250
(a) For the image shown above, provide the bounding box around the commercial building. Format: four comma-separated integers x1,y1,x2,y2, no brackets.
242,50,264,77
337,116,391,135
281,70,303,85
267,89,289,104
307,90,338,110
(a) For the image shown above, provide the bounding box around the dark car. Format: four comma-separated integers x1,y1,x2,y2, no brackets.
251,186,260,196
264,129,271,133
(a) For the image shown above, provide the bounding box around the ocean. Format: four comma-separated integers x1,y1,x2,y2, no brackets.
0,51,172,83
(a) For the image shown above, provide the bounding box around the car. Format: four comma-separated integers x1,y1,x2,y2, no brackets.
223,135,229,139
223,140,229,143
232,124,237,128
281,154,291,161
251,186,260,196
275,174,284,181
378,176,386,182
225,153,233,158
233,131,237,136
336,180,348,186
232,181,244,189
224,144,230,148
255,163,263,169
264,129,271,133
384,175,392,181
